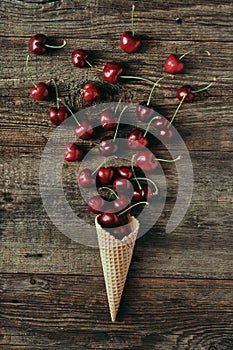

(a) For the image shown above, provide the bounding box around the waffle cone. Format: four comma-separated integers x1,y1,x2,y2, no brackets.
95,215,139,322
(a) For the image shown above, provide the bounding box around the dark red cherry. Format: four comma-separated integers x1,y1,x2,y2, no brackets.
103,62,124,84
113,195,131,212
177,85,194,102
83,83,101,102
28,34,47,55
153,116,170,129
97,167,115,185
64,143,83,162
112,225,130,239
136,101,155,121
28,34,66,55
120,31,141,53
100,109,117,130
127,129,149,150
158,128,174,141
133,184,153,202
135,151,158,172
71,49,89,68
49,106,68,126
164,54,185,75
117,166,133,179
98,210,120,228
99,137,118,156
74,120,94,140
88,196,105,214
113,178,132,193
78,169,95,188
30,82,50,101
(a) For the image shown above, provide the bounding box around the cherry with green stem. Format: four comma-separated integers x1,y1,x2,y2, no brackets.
28,34,66,55
99,106,128,156
136,77,164,121
26,55,50,101
49,79,68,125
120,3,141,54
135,150,181,172
71,49,94,68
164,49,211,75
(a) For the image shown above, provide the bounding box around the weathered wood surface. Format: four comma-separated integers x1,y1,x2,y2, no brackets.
1,0,233,349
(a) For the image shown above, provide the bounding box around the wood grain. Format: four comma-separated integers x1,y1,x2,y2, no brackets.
1,0,233,349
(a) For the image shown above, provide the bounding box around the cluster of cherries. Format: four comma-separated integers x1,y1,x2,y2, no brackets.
78,162,157,239
26,5,214,238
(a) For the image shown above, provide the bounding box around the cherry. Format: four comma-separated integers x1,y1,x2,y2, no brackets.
113,178,132,193
127,129,149,150
153,116,170,129
120,31,141,53
135,151,158,172
117,166,133,179
28,34,66,55
177,85,194,102
26,55,50,101
112,225,130,238
49,106,69,125
136,77,164,121
64,143,83,162
136,101,155,121
99,137,118,156
97,167,115,185
158,128,175,141
30,82,50,101
98,210,121,228
164,54,185,75
100,109,117,130
103,62,124,84
113,195,131,212
74,120,94,140
78,169,95,188
177,80,215,103
88,196,105,214
133,184,153,202
71,49,89,68
83,83,101,102
49,80,68,125
120,5,141,54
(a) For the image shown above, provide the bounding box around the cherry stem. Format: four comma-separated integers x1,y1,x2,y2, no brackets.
91,158,107,176
156,155,181,163
114,98,122,113
61,102,80,126
179,49,195,61
52,79,60,109
120,76,158,86
113,105,128,142
143,115,160,137
25,55,36,88
99,187,119,199
131,3,135,37
192,80,215,94
147,77,164,106
44,40,66,49
131,154,142,190
85,60,94,70
119,201,149,216
168,94,186,127
132,177,159,195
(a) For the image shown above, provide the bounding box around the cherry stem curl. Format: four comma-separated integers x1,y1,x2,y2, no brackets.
99,187,119,199
131,3,135,37
168,94,186,127
132,177,159,195
143,115,160,137
44,40,66,49
131,154,142,190
119,201,149,216
113,105,128,142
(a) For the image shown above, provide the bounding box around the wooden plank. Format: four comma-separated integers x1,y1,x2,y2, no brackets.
1,0,232,42
1,274,233,349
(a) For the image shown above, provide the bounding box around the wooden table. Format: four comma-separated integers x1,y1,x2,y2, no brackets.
1,1,233,349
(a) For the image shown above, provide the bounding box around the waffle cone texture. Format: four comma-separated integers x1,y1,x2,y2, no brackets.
95,215,139,322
